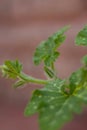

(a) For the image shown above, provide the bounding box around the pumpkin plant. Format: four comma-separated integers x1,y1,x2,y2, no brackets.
0,25,87,130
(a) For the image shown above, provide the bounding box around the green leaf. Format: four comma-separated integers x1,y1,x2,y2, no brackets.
69,69,83,94
0,60,22,79
69,67,87,94
39,95,82,130
24,78,86,130
24,65,87,130
75,25,87,46
24,79,65,116
33,26,70,67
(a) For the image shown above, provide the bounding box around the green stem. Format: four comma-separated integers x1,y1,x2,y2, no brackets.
18,72,49,85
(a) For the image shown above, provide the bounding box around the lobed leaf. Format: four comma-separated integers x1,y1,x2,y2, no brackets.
24,79,65,116
33,26,70,67
24,66,87,130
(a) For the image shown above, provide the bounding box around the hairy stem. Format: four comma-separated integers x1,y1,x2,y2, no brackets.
18,72,49,85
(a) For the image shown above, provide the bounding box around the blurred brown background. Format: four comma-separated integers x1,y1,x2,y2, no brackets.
0,0,87,130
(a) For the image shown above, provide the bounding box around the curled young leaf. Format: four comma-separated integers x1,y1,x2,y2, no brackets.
0,60,22,79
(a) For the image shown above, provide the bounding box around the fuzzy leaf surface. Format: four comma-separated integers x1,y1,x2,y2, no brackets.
24,75,87,130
